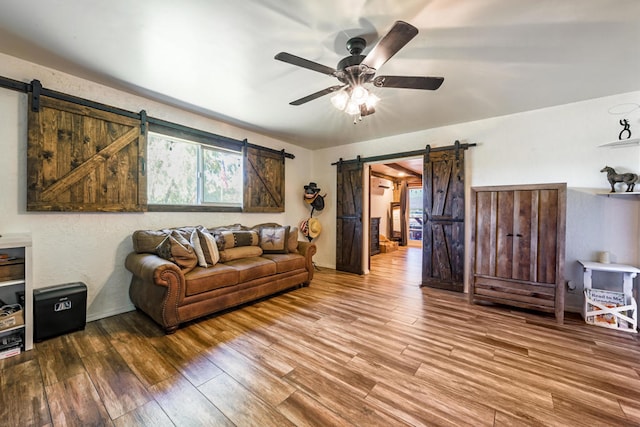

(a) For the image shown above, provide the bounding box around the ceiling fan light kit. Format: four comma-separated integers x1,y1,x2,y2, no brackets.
274,20,444,123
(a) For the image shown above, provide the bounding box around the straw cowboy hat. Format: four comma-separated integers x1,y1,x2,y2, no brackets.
300,217,322,239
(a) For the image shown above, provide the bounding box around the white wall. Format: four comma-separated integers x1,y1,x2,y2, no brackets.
0,53,314,321
369,174,394,238
312,91,640,311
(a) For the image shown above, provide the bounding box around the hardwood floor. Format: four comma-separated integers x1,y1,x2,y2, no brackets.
2,246,640,426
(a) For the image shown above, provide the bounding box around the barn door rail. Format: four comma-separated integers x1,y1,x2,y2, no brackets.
0,75,294,159
330,140,476,166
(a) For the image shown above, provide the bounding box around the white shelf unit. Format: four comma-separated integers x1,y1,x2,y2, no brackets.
0,233,33,356
578,261,639,333
598,137,640,148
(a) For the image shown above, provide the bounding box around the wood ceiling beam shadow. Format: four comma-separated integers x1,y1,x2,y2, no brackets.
387,163,422,179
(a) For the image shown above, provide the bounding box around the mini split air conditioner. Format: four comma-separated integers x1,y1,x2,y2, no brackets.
371,177,392,195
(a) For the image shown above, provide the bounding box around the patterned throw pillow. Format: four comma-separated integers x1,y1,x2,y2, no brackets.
197,228,220,266
259,226,290,254
217,230,259,250
156,231,198,273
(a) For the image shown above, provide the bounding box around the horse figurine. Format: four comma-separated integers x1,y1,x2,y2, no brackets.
600,166,638,193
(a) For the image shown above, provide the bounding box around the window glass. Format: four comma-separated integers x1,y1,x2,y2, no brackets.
409,187,423,241
202,147,242,204
147,132,242,207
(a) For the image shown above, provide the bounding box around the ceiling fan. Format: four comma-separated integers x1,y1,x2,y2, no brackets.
274,20,444,118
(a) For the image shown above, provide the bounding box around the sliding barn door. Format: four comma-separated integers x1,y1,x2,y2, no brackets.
422,149,465,291
336,162,363,274
27,95,146,212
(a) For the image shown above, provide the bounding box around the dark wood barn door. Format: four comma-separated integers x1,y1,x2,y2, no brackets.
336,161,363,274
422,148,465,291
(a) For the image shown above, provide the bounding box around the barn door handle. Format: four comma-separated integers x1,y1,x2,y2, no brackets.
506,233,513,237
516,233,523,237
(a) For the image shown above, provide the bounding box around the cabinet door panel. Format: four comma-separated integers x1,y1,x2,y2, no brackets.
474,191,497,276
512,190,534,281
537,189,559,283
496,191,514,278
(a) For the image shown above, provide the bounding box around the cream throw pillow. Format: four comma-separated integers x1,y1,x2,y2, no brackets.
197,229,220,266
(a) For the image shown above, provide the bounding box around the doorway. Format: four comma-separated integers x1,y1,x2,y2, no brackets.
335,142,469,293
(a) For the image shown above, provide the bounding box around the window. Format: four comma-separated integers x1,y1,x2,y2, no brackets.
147,132,242,207
408,187,423,241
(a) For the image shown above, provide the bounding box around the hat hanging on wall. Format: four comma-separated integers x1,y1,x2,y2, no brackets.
300,217,322,241
303,182,326,215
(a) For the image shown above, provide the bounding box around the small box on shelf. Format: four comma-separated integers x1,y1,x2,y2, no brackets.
0,304,24,331
0,257,25,281
584,288,637,332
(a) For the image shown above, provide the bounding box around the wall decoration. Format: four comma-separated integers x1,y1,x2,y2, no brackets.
600,166,638,192
619,119,632,140
303,182,326,216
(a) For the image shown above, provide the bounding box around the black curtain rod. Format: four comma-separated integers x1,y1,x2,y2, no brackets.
330,141,476,166
0,75,294,159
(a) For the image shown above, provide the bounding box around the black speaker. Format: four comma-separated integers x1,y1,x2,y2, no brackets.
33,282,87,342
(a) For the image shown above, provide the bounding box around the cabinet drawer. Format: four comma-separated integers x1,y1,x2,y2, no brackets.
473,275,555,308
0,259,25,282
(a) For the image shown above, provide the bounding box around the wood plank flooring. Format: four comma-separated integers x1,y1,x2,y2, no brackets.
1,246,640,426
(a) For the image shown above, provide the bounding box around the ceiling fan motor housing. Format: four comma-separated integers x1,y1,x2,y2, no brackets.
335,37,376,85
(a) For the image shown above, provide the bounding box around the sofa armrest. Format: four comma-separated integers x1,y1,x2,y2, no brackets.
125,252,184,332
297,241,317,283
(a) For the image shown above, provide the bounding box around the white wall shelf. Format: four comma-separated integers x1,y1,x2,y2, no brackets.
597,191,640,198
599,138,640,148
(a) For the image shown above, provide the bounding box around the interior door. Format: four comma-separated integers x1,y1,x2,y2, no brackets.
336,161,363,274
422,148,465,291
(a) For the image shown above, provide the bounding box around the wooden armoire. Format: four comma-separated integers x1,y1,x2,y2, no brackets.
469,183,566,323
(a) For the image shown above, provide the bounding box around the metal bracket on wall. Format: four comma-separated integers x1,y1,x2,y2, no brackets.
140,110,147,134
30,79,42,112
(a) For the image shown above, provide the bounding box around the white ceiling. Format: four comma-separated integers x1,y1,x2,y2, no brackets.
1,0,639,150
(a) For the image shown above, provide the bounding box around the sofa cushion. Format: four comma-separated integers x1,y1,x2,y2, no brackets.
261,253,306,274
219,246,263,263
258,226,290,254
223,257,277,283
184,264,239,296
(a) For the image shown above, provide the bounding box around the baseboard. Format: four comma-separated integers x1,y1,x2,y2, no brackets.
86,303,135,323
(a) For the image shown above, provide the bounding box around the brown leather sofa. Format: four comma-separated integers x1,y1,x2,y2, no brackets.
125,224,316,333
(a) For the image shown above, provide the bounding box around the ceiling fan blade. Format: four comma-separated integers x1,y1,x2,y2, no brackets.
361,21,419,71
275,52,336,76
289,85,346,106
373,75,444,90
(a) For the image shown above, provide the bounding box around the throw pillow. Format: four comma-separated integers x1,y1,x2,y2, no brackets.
287,226,299,253
197,228,220,266
218,246,263,263
218,230,259,250
156,231,198,273
190,229,208,268
259,226,290,254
